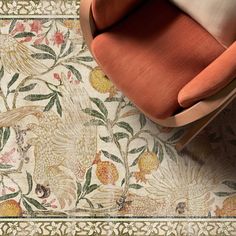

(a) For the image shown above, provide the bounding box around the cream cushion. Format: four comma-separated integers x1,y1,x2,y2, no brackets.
170,0,236,47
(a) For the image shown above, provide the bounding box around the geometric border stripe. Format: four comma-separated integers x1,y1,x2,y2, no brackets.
0,0,80,16
0,219,236,236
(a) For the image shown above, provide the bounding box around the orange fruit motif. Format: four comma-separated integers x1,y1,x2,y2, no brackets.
0,199,22,217
215,195,236,217
134,151,159,183
93,152,119,185
89,67,117,97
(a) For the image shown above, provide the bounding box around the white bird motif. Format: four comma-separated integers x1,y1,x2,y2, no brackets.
0,34,47,75
146,156,231,216
28,75,97,209
0,74,97,209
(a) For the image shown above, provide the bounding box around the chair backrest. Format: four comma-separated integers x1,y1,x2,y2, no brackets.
92,0,236,46
170,0,236,47
91,0,143,30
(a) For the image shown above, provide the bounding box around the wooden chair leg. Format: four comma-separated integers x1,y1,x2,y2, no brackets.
175,93,236,152
175,112,217,152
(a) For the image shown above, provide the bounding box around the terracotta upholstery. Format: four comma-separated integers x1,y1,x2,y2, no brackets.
91,0,142,31
178,42,236,108
91,0,225,119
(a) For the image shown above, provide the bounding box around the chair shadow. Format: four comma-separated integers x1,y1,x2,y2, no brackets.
183,100,236,194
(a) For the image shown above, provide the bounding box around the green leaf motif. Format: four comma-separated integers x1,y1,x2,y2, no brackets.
31,53,56,60
9,19,17,33
0,66,4,81
129,145,146,154
83,167,92,192
64,64,82,81
84,198,94,208
139,114,146,129
116,122,134,135
167,129,185,143
0,191,19,201
14,32,35,38
130,147,145,167
22,198,34,215
86,184,99,195
152,140,159,155
99,136,112,143
129,184,143,189
223,181,236,190
113,132,129,141
90,97,108,117
77,182,82,198
24,196,47,210
61,42,74,58
121,178,125,186
130,156,140,167
105,97,122,102
214,192,236,197
158,143,164,163
19,83,37,92
3,127,10,143
102,150,123,164
76,56,93,62
44,95,56,112
0,127,11,152
7,73,19,89
84,119,105,127
26,172,33,195
32,44,56,57
0,163,13,169
165,145,177,162
82,108,106,121
24,93,54,101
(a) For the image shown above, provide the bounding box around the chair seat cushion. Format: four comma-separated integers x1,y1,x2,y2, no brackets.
91,0,224,119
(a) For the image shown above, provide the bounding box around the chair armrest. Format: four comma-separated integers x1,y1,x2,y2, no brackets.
178,42,236,108
153,78,236,127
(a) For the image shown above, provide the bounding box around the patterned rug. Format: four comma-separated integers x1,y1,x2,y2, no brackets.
0,1,235,235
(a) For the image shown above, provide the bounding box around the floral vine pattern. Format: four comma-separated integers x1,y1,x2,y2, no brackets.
0,1,235,235
0,17,181,216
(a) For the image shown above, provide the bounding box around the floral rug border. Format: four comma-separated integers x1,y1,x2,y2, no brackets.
0,1,236,236
1,218,236,235
0,0,80,17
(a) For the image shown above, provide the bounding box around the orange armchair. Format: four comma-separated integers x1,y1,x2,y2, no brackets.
80,0,236,150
